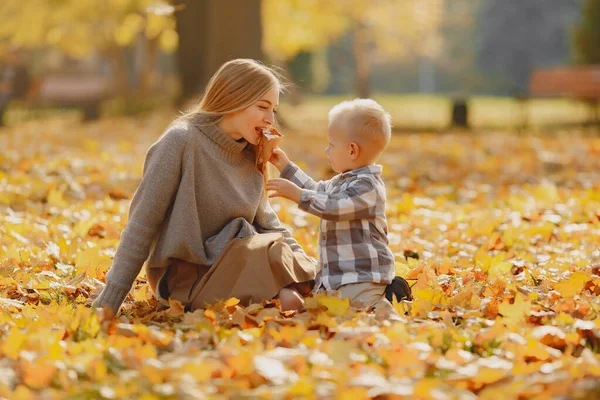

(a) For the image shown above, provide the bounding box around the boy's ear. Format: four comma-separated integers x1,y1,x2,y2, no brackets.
349,142,360,160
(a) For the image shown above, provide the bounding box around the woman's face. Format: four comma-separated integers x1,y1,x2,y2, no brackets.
221,85,280,146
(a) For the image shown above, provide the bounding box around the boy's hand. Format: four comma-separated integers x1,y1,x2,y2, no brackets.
267,179,302,203
268,147,291,172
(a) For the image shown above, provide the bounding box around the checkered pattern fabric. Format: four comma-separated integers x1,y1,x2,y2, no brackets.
280,162,395,291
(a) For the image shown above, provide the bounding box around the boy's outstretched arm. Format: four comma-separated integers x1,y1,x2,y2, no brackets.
268,177,380,222
267,179,302,203
297,178,380,221
275,153,330,192
268,147,291,172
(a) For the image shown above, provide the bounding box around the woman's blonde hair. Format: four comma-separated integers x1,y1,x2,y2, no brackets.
180,58,287,125
180,59,288,191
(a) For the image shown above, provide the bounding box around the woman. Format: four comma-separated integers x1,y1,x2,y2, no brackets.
91,59,316,315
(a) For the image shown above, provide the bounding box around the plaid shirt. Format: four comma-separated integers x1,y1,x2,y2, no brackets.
280,162,395,291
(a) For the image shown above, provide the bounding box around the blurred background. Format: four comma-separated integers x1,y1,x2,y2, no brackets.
0,0,598,131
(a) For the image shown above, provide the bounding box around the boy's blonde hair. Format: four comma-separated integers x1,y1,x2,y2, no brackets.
180,58,287,124
328,99,392,153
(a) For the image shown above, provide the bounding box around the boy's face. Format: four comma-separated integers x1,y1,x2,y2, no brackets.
325,119,353,173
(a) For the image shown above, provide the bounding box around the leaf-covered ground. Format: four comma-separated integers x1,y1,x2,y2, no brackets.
1,114,599,399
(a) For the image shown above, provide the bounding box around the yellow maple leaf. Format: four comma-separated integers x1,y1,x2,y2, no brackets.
555,312,575,325
523,339,559,361
502,225,516,247
75,247,111,276
47,189,69,209
166,298,185,318
411,288,435,317
1,326,26,359
554,272,590,298
11,386,33,400
533,183,559,206
394,261,410,277
139,394,161,400
335,387,368,400
524,222,555,242
498,293,529,325
315,312,336,328
72,218,98,238
288,377,315,396
316,294,350,317
180,361,216,382
4,244,31,262
0,192,12,205
450,283,482,310
487,258,512,278
88,359,108,382
414,378,443,399
473,367,510,385
224,297,240,308
476,252,511,277
133,284,149,302
21,359,57,390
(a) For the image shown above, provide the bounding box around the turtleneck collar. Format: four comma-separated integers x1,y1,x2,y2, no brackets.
191,114,252,164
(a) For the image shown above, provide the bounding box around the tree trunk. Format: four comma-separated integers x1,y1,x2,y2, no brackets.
205,0,263,81
283,59,302,106
516,95,529,132
175,0,263,106
107,46,129,98
174,0,210,106
450,98,469,128
586,99,600,125
140,38,159,96
352,25,370,98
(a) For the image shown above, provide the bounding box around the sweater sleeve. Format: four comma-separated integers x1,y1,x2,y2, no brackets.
91,128,187,313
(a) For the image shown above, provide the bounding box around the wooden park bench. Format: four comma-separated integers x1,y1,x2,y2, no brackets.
25,74,114,121
529,65,600,125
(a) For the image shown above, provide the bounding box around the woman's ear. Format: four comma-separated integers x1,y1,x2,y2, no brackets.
349,142,360,160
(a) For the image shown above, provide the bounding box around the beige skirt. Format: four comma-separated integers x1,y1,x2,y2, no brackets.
152,233,316,310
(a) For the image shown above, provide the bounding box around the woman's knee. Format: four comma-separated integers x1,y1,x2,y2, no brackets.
267,240,289,259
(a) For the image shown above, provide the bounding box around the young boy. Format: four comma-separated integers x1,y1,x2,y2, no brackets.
268,99,405,318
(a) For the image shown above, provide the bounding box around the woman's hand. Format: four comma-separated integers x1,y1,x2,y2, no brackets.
269,147,291,172
267,179,302,203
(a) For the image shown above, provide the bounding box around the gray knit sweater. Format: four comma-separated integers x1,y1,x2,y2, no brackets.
91,115,308,313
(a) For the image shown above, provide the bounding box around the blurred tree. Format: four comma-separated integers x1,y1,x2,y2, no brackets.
476,0,582,95
263,0,445,98
284,52,313,105
175,0,262,104
262,0,348,101
286,52,313,90
262,0,348,62
0,0,179,96
438,0,485,128
174,1,208,102
574,0,600,64
438,0,485,94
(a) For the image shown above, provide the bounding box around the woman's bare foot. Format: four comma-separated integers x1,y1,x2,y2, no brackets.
279,288,304,311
